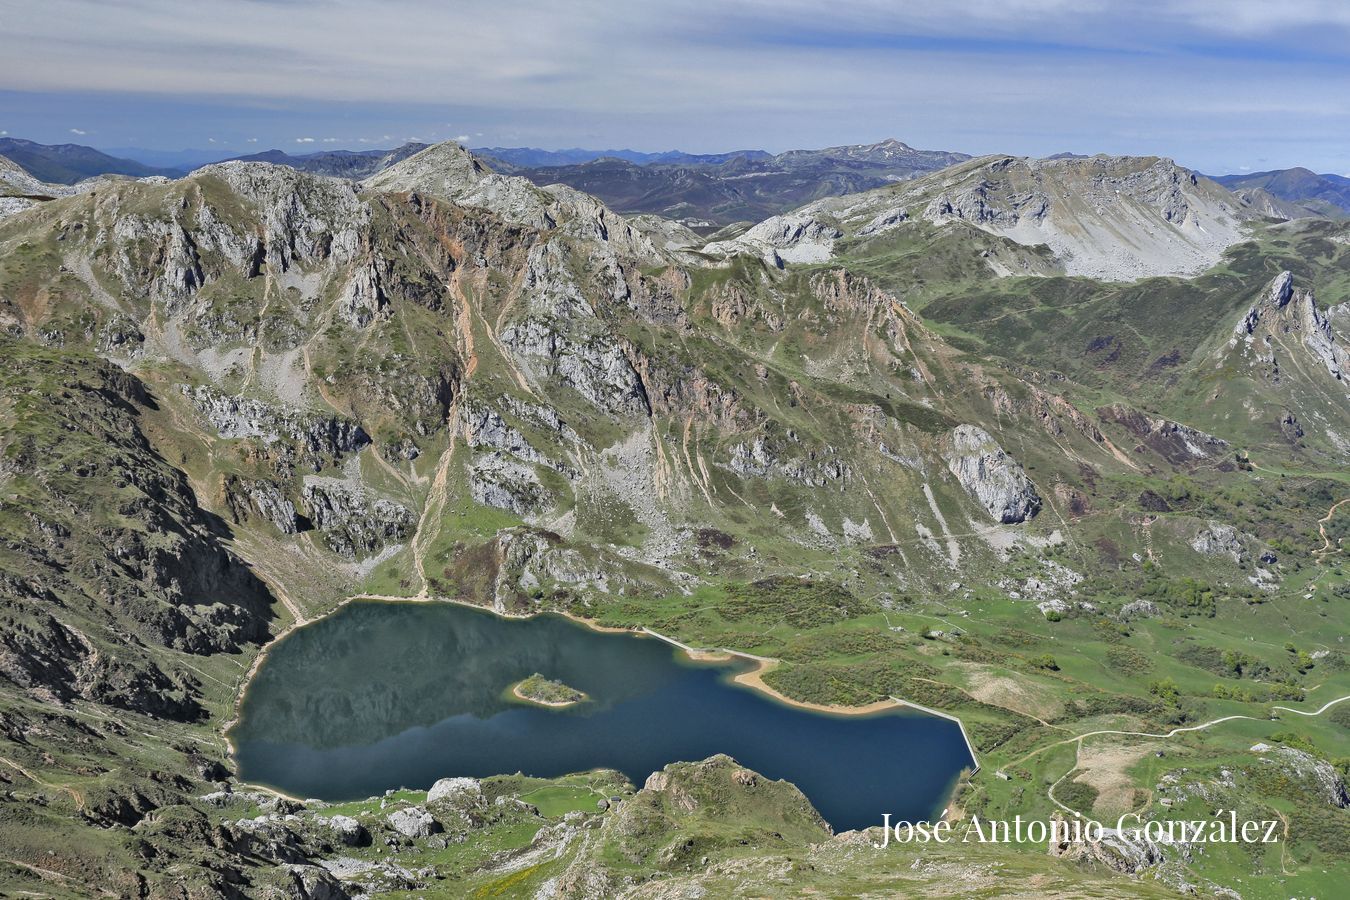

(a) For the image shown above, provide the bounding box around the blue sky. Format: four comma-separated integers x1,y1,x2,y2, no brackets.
2,0,1349,174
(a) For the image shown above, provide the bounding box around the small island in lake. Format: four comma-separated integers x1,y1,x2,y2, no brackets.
510,673,588,708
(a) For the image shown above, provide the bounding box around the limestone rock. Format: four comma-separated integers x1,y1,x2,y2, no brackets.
499,319,650,417
273,863,351,900
225,476,299,534
301,477,413,559
702,212,842,266
1190,522,1245,564
1233,271,1349,381
1118,599,1161,621
184,386,370,469
427,777,483,810
941,425,1041,523
317,814,368,847
386,806,440,838
462,401,576,477
468,452,548,514
1264,747,1350,808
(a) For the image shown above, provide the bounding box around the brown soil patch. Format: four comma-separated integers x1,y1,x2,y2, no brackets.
952,661,1064,721
1073,739,1159,816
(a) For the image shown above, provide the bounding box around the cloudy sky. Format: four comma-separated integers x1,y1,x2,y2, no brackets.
2,0,1349,173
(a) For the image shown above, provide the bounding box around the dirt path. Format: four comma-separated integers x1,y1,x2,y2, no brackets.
1030,695,1350,816
411,429,458,598
1315,497,1349,556
0,755,84,811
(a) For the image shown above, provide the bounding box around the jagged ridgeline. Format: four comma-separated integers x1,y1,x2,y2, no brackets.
0,140,1348,895
0,142,1133,618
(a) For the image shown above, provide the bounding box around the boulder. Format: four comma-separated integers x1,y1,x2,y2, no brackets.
321,814,368,847
427,777,482,809
386,806,440,838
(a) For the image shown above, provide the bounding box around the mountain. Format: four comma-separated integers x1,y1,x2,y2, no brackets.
501,138,972,228
478,146,772,167
705,154,1256,280
1211,167,1350,217
0,137,177,183
220,142,429,178
0,152,101,219
0,141,1347,897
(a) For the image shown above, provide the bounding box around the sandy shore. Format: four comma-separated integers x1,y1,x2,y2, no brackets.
510,681,587,708
729,658,905,716
636,628,904,717
226,592,971,753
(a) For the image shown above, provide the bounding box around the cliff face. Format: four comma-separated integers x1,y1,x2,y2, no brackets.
0,342,274,715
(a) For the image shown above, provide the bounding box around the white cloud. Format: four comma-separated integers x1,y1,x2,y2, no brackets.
69,127,86,135
1,1,1348,170
455,134,470,143
247,137,258,143
295,137,315,143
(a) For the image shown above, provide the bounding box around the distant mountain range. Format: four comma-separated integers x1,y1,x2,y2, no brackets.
6,135,1350,227
482,139,972,228
1209,167,1350,217
224,143,430,179
476,147,773,167
0,137,177,183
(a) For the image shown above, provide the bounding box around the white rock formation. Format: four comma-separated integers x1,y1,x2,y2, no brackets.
941,425,1041,523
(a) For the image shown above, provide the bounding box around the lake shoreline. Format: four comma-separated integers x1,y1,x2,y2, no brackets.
224,592,979,791
509,681,586,708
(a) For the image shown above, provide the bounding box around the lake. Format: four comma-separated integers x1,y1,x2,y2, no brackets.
229,600,975,831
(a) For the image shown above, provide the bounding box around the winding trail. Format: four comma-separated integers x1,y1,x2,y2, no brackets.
0,755,84,811
1315,497,1349,556
1034,694,1350,817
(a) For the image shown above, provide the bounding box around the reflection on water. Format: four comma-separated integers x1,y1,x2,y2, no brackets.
231,600,973,830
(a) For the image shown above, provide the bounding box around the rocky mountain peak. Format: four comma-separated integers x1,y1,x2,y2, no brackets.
1233,271,1348,380
361,140,491,198
716,151,1251,281
1268,270,1296,309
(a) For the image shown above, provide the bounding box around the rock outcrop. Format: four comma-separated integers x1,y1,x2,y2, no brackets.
185,386,371,469
387,806,441,839
941,425,1041,523
702,213,842,266
1096,404,1227,466
301,478,413,560
1233,271,1348,381
1190,522,1246,564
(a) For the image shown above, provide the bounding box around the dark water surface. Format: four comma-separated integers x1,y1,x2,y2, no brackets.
230,600,974,830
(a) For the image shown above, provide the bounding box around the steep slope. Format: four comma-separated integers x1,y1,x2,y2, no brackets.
0,140,1347,897
707,154,1258,281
